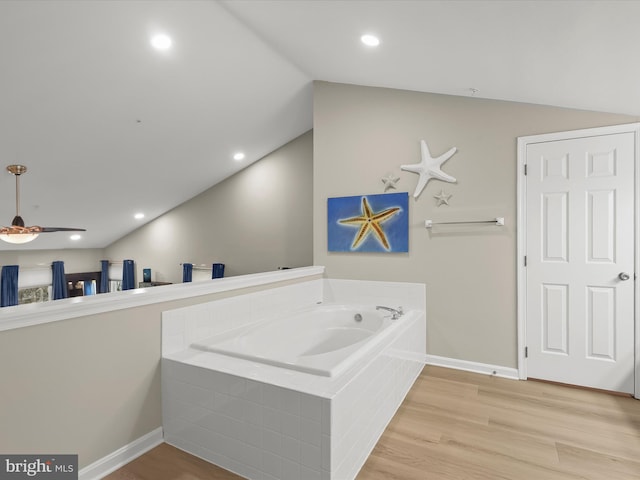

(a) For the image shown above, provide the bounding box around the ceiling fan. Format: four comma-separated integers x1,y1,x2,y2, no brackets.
0,164,86,244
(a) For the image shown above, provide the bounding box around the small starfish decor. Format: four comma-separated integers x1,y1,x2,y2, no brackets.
339,197,400,250
434,189,452,206
381,173,400,192
401,140,457,198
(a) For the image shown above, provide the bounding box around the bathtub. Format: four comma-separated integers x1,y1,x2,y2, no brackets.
191,304,403,377
162,277,426,480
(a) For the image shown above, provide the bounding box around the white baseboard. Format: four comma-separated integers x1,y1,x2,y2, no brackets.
78,427,163,480
425,354,519,380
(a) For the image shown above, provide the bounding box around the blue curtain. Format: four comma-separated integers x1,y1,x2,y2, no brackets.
182,263,193,283
1,265,19,307
212,263,225,279
52,261,67,300
99,260,109,294
122,259,135,290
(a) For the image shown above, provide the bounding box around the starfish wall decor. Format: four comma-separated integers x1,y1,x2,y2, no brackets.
339,197,400,250
381,173,400,192
434,189,452,206
401,140,457,198
327,192,409,253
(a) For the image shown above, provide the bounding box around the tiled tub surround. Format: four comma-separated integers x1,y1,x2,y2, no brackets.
162,279,426,480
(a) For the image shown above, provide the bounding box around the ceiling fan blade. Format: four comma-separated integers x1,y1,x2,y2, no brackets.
37,227,87,233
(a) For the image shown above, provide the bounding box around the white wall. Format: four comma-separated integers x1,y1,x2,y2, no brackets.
313,81,638,368
106,131,313,284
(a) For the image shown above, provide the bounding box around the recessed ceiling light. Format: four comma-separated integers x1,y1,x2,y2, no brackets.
361,34,380,47
150,34,172,51
134,213,145,220
70,234,81,241
233,152,245,161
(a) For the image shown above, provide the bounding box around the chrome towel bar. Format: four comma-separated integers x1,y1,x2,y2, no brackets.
425,217,505,229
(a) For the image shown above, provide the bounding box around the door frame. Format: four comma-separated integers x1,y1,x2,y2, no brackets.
516,122,640,399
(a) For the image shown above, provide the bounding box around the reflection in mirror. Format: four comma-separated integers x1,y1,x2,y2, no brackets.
67,280,97,297
65,272,102,298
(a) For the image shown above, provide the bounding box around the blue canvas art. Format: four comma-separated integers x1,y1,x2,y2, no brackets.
328,192,409,252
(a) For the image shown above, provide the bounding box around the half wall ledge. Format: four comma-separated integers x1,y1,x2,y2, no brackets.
0,266,325,333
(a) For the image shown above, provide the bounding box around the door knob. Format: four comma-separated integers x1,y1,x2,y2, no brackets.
618,272,631,281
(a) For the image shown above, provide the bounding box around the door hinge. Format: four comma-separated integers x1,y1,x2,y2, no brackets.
524,164,528,175
525,346,528,358
524,255,527,267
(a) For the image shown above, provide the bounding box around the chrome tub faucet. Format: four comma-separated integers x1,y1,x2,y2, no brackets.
376,305,404,319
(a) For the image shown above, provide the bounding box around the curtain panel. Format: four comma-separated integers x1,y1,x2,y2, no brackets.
212,263,225,279
0,265,19,307
182,263,193,283
99,260,109,294
52,261,67,300
122,259,135,290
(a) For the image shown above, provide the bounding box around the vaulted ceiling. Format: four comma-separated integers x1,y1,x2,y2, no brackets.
0,0,637,250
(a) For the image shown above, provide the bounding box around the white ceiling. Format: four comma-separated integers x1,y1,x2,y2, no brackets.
0,0,638,251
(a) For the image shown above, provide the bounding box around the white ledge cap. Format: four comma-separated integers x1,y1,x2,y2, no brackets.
0,266,325,332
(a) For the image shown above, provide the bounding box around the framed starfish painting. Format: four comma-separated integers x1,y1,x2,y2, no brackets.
327,192,409,252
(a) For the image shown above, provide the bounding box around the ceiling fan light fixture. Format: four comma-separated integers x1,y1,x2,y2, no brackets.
0,232,39,244
1,164,86,246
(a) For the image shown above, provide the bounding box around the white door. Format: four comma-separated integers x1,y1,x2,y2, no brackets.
525,132,635,394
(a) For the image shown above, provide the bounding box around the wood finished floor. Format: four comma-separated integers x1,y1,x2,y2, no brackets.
105,366,640,480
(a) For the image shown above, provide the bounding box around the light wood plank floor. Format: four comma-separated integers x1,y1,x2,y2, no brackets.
105,366,640,480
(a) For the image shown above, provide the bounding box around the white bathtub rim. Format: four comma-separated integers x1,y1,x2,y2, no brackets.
164,310,425,399
191,316,399,378
190,303,408,378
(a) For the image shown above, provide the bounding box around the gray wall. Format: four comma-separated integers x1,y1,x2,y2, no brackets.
0,275,322,469
106,131,313,284
313,81,638,368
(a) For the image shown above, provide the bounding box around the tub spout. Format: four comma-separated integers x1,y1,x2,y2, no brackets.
376,305,404,319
